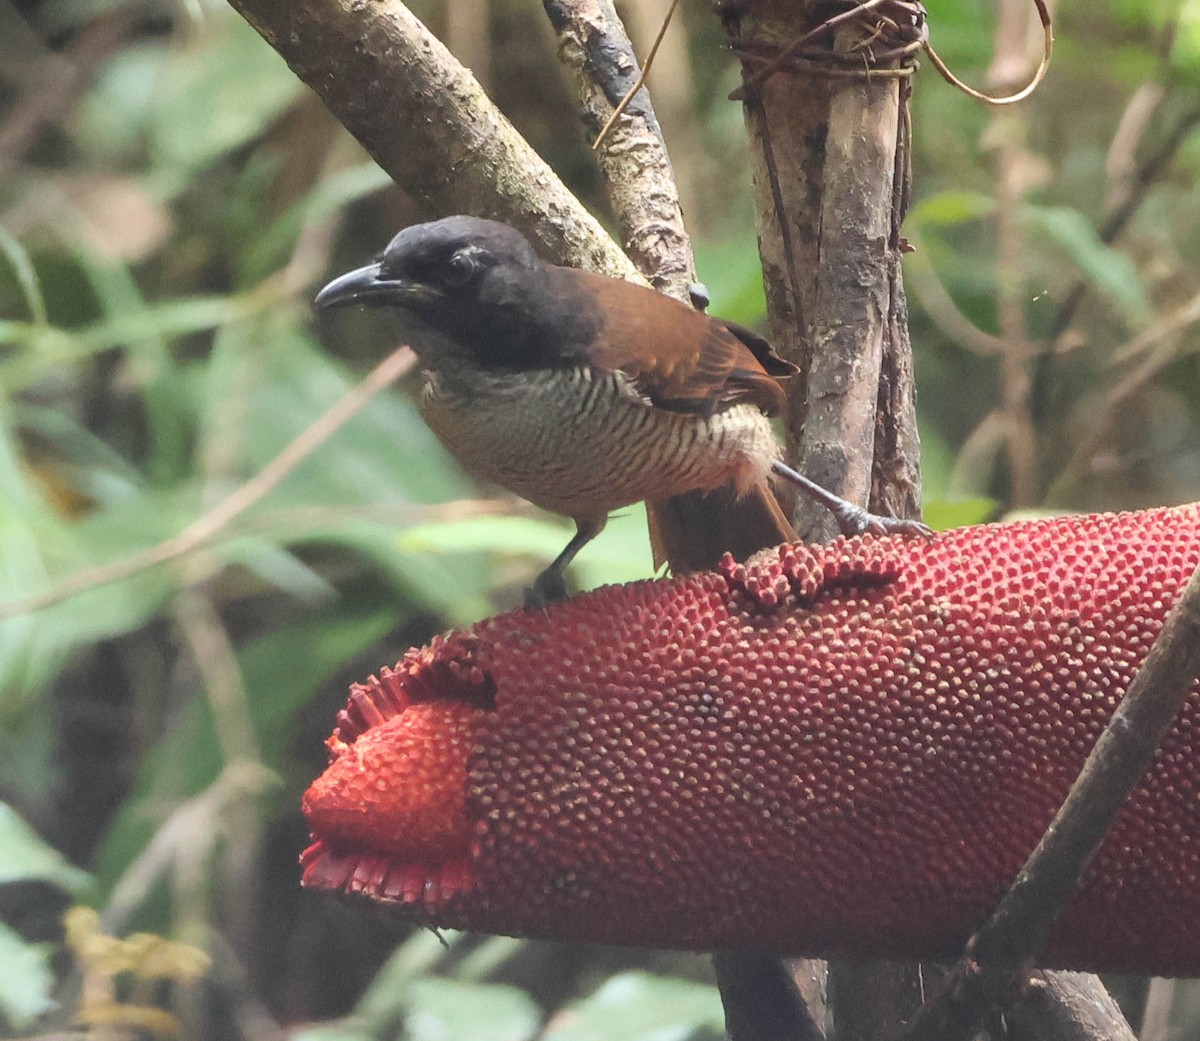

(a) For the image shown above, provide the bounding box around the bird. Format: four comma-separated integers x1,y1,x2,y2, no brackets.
314,215,930,605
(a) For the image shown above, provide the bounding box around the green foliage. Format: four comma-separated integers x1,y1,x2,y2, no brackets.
543,972,724,1041
0,922,56,1032
1021,204,1150,324
0,804,91,1033
0,803,92,892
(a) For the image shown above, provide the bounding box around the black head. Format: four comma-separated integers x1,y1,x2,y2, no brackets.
314,216,593,368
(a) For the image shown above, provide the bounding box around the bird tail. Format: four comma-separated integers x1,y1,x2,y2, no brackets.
647,482,796,575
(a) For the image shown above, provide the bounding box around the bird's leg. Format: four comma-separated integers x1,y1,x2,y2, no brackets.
525,518,606,609
771,459,934,539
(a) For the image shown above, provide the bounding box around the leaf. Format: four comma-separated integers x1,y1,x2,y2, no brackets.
212,323,470,508
922,497,998,531
0,227,47,324
0,921,55,1032
71,252,193,485
305,520,492,626
0,296,246,388
353,935,537,1041
400,979,540,1041
909,190,995,227
0,802,91,891
144,14,303,195
1173,3,1200,76
356,930,467,1022
239,605,400,742
217,536,337,603
289,1023,375,1041
543,971,724,1041
693,235,767,326
1021,205,1150,323
396,506,656,595
243,163,396,284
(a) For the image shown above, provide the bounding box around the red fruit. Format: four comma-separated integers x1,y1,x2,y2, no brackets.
301,505,1200,976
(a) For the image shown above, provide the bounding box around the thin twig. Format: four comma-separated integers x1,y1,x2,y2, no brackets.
728,0,892,100
0,346,417,621
591,0,680,150
101,762,279,935
924,0,1052,106
1044,104,1200,349
901,560,1200,1041
1046,336,1200,502
1045,284,1200,500
173,588,267,959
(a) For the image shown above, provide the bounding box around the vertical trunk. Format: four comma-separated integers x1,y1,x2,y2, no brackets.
721,0,922,540
719,0,926,1034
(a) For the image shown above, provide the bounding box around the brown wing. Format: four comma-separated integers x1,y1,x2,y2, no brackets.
553,267,795,417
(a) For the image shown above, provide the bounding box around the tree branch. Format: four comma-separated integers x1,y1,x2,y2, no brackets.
225,0,636,279
714,951,826,1041
544,0,695,300
1006,972,1136,1041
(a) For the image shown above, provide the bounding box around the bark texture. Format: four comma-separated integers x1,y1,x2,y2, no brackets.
544,0,696,300
721,0,923,543
226,0,636,278
720,1,926,1034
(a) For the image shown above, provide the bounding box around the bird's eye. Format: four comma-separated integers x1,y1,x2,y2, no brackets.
441,251,478,287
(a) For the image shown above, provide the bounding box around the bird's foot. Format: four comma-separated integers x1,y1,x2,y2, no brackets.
524,569,569,611
770,460,934,541
830,503,934,540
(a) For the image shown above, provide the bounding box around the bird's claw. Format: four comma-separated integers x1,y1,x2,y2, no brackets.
524,570,569,611
833,505,934,540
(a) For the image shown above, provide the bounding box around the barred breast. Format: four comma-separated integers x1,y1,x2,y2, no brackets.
419,367,778,521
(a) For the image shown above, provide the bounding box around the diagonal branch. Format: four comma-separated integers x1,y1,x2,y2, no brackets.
226,0,635,279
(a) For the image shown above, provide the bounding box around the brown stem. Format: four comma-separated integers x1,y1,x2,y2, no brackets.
793,22,902,540
872,75,922,525
830,961,948,1041
1006,972,1136,1041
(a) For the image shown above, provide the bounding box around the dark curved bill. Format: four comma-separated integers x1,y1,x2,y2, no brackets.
314,263,406,309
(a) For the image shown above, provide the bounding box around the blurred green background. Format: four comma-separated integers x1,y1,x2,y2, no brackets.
2,0,1199,1037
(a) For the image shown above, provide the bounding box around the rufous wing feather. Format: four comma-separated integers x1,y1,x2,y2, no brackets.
553,268,795,417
